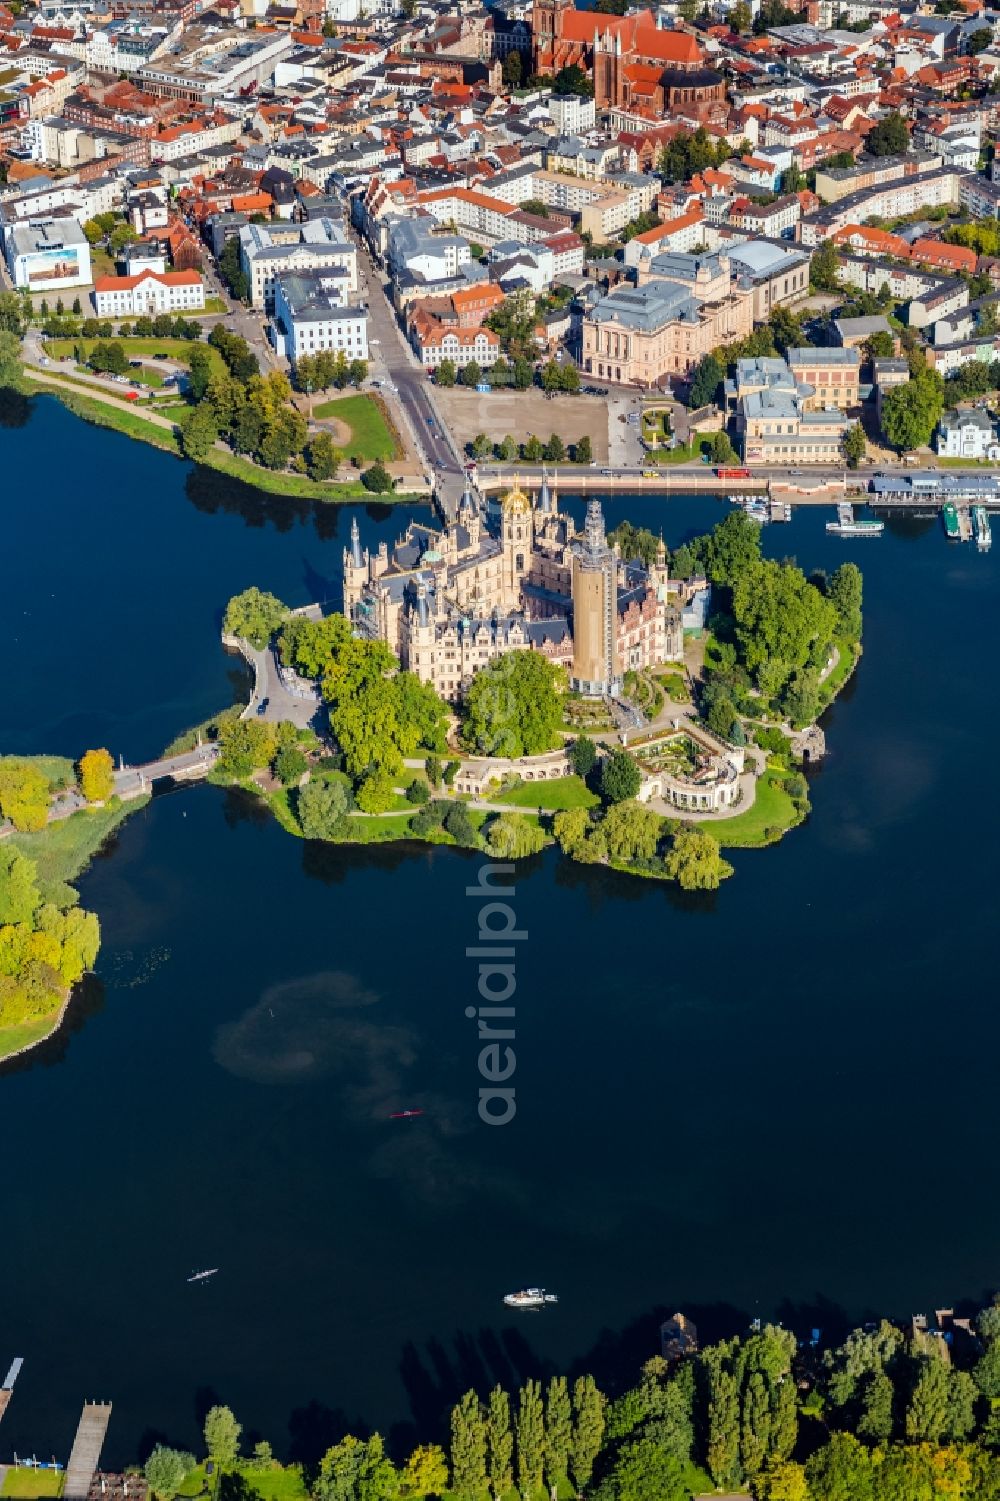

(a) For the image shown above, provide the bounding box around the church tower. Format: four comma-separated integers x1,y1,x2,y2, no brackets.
571,498,620,698
500,481,534,610
531,0,572,71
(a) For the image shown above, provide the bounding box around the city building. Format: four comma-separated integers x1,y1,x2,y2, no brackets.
92,266,204,315
935,406,1000,460
3,215,91,290
271,270,368,365
581,278,752,386
737,388,851,464
238,216,357,311
786,347,861,411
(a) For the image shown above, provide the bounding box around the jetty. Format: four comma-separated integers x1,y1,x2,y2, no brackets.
64,1403,112,1500
0,1358,23,1425
975,504,992,550
958,506,974,543
826,502,884,537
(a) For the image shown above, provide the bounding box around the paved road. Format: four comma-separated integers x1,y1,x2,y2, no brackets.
239,640,320,730
114,744,220,798
352,233,467,519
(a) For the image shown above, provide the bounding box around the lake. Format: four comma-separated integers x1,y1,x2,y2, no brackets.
2,393,999,1465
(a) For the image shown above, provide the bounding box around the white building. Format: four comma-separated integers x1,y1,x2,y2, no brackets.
935,406,1000,460
271,269,368,365
238,216,357,310
547,92,596,135
3,216,91,290
92,268,206,316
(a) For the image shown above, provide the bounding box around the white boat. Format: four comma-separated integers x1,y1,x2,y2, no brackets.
187,1268,219,1283
503,1287,558,1309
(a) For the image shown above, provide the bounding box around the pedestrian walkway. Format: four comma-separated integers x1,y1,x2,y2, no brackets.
64,1403,112,1501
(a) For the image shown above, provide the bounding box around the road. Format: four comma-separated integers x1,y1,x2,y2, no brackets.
238,639,320,730
351,232,467,519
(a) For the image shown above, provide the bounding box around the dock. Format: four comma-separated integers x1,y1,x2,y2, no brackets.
974,504,992,550
826,502,884,537
0,1357,24,1426
64,1404,112,1500
958,506,974,543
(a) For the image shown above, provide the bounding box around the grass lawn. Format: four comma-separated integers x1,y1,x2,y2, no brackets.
1,1471,64,1498
311,393,400,461
43,336,227,378
496,776,597,810
1,753,76,788
11,797,148,899
655,439,711,466
818,637,859,708
242,1468,309,1501
200,446,371,499
695,768,801,848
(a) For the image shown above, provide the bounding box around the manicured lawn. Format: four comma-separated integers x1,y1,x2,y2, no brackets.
496,776,597,810
695,768,801,848
818,637,859,708
1,1468,65,1497
243,1467,309,1501
43,336,227,378
311,393,400,461
11,798,148,899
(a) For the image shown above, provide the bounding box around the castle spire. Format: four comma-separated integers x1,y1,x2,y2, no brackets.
584,496,607,553
350,515,362,567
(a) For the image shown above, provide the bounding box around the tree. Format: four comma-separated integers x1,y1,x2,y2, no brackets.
297,777,351,839
601,801,662,863
274,745,308,786
436,359,456,387
968,24,993,51
523,434,543,462
224,588,289,650
355,768,396,813
0,329,21,389
180,403,219,463
570,735,596,778
472,432,493,460
487,1387,514,1501
543,433,565,463
316,1435,396,1501
0,847,41,926
689,354,723,409
712,430,737,465
362,462,393,493
502,50,523,87
600,750,641,804
78,748,114,803
544,1377,572,1492
828,562,863,641
398,1446,448,1499
760,1460,809,1501
706,508,762,588
576,434,592,464
560,363,580,393
881,370,943,452
144,1447,194,1500
805,1433,874,1501
664,829,734,890
810,239,841,293
0,759,50,833
866,111,908,158
731,557,837,698
704,1358,741,1490
462,653,563,758
496,434,518,462
187,345,213,402
461,359,482,388
541,359,562,392
842,422,866,469
856,1369,894,1444
486,812,546,860
447,1392,486,1501
553,63,593,97
515,1381,545,1499
204,1406,241,1467
730,0,752,29
307,432,341,481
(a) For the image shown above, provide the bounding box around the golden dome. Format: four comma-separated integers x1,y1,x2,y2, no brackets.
501,480,532,516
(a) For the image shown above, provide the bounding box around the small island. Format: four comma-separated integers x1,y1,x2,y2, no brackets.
203,492,862,888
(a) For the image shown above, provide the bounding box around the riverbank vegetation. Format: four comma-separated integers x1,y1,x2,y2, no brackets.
136,1300,1000,1501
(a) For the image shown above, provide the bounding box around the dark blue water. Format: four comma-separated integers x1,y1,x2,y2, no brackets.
3,394,999,1465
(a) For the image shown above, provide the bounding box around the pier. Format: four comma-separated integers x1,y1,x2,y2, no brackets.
64,1403,112,1501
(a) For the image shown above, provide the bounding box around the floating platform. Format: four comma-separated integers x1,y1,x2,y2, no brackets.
974,504,992,550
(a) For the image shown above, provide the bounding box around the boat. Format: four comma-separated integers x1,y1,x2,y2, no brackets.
974,504,992,551
389,1109,424,1119
942,502,961,539
187,1269,219,1283
826,502,884,537
503,1287,558,1309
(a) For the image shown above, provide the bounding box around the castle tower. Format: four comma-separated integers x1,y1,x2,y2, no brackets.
651,531,669,598
571,497,620,698
342,516,369,615
500,480,534,610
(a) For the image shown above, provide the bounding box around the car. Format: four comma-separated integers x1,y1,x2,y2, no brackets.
129,360,143,368
256,697,269,716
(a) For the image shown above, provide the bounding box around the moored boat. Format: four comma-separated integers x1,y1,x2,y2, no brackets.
503,1287,558,1309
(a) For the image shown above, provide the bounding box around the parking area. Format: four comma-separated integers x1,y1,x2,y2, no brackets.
433,388,611,461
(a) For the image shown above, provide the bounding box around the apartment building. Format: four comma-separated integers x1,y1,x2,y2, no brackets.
238,217,357,310
92,266,205,315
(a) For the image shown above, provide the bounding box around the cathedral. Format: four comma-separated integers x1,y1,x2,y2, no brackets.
530,0,725,119
342,478,685,703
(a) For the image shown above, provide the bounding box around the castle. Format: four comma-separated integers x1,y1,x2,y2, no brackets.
342,478,685,703
530,0,725,120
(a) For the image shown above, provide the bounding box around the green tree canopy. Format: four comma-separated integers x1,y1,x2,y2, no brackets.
462,653,564,758
223,588,290,650
664,829,733,891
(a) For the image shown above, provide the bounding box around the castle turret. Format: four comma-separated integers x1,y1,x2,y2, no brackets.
350,516,362,568
500,479,534,610
537,470,552,515
571,497,620,698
